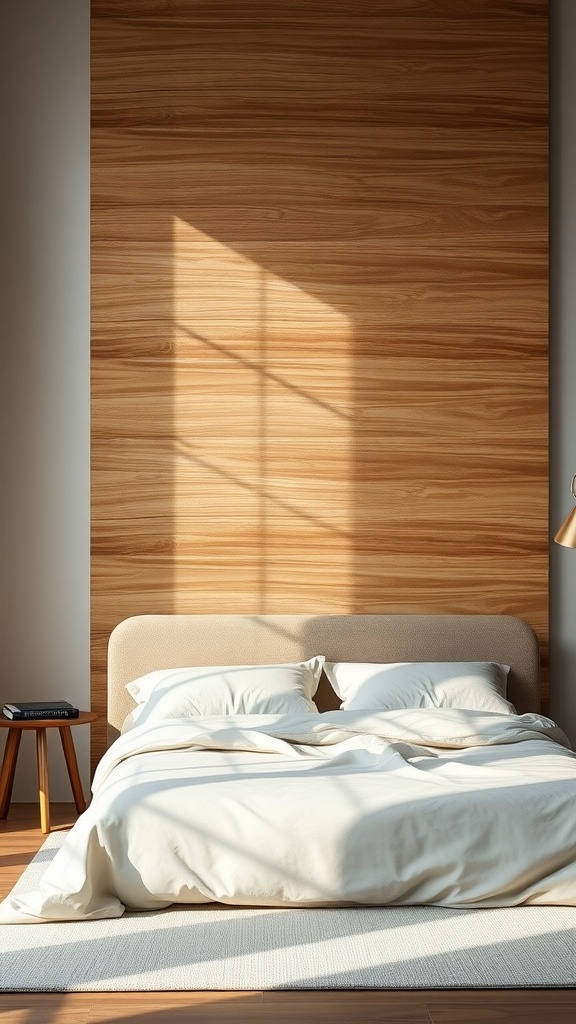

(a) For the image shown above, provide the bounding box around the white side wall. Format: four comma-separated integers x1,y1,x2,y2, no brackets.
0,1,574,803
0,0,90,799
549,0,576,747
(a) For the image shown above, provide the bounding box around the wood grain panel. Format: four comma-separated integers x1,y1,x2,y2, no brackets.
92,204,548,247
92,128,547,208
90,3,546,131
91,0,548,770
92,321,546,361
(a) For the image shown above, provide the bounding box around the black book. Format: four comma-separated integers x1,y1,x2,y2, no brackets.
2,701,80,720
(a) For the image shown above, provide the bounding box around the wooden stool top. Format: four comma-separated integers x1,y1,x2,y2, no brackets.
0,711,98,730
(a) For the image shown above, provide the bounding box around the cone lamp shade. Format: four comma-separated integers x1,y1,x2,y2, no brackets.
555,475,576,549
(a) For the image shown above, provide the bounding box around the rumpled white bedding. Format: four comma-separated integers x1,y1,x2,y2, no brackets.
2,708,576,923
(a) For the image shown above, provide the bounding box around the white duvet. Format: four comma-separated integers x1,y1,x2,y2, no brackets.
2,708,576,923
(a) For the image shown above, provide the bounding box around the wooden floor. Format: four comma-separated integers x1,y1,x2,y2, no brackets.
1,805,575,1024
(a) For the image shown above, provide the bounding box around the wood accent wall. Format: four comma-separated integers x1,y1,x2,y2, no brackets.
91,0,548,767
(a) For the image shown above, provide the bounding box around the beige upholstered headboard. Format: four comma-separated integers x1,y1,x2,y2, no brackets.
107,614,540,745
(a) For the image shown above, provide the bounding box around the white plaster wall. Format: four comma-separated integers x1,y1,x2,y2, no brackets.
0,1,574,811
0,0,91,800
549,0,576,748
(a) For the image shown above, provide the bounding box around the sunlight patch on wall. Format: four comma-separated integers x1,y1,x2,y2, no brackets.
171,217,352,611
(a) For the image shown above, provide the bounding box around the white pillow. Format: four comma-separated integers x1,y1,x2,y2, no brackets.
324,661,514,714
123,656,325,727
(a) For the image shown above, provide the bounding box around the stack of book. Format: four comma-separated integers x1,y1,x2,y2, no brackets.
2,701,80,721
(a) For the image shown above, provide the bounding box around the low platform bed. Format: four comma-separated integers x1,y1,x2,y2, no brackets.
2,613,576,924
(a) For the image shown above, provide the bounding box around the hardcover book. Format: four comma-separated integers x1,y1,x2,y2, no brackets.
2,701,79,720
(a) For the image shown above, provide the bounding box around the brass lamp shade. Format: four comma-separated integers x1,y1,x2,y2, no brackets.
555,506,576,548
555,475,576,549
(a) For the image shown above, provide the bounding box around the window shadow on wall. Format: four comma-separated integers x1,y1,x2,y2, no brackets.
91,1,548,761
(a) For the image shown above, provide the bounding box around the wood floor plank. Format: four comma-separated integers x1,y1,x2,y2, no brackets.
262,990,432,1023
0,996,92,1024
425,990,576,1023
87,993,267,1023
87,995,430,1024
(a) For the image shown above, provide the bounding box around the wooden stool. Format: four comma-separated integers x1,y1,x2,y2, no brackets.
0,711,98,833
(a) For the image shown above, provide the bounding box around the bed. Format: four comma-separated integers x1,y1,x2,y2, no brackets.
2,612,576,924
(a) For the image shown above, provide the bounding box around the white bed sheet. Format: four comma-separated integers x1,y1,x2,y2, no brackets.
1,708,576,923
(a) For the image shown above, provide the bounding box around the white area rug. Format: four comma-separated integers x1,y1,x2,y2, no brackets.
1,832,575,991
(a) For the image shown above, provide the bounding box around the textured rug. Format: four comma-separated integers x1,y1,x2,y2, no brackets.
0,832,575,991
